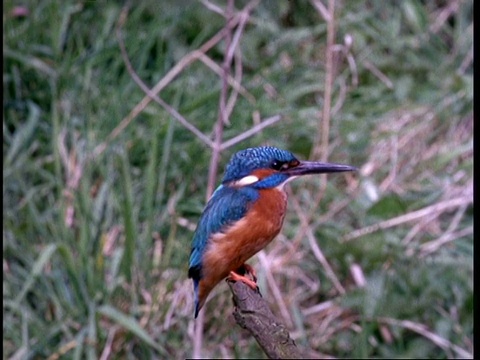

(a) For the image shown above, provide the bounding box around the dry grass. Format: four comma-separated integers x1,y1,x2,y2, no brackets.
3,0,472,358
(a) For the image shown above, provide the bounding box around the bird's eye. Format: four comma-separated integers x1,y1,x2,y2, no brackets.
271,160,291,171
270,160,285,170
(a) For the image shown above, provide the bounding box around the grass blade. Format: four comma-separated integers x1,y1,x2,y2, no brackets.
14,243,57,304
4,101,40,167
97,304,168,356
118,150,137,282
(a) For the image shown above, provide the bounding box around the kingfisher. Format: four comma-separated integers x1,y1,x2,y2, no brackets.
188,146,356,318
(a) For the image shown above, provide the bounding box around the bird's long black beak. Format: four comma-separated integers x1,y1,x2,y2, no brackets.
285,161,357,176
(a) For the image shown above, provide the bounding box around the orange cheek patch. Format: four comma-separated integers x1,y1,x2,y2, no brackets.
251,168,277,180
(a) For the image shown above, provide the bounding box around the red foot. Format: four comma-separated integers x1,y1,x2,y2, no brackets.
227,270,258,290
240,263,257,283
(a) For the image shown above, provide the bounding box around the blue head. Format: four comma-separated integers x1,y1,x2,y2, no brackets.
221,146,356,190
188,146,356,318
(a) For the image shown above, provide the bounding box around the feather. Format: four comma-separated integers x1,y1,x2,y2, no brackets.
188,184,259,316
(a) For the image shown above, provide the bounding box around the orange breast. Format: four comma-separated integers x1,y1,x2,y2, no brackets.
197,188,288,308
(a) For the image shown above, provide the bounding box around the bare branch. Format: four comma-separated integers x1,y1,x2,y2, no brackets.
93,4,243,157
195,2,260,357
220,115,282,150
377,317,473,359
206,0,235,197
342,194,473,242
419,224,473,257
257,251,293,327
199,0,225,16
291,195,346,295
228,280,309,359
363,60,394,89
115,23,214,148
197,52,255,104
310,0,331,22
57,129,83,228
311,0,336,163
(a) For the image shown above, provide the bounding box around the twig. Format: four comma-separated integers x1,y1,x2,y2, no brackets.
310,0,331,22
257,251,293,327
401,211,442,245
302,300,335,317
429,0,460,34
409,203,468,255
310,0,337,211
101,1,278,163
116,25,214,148
199,0,225,16
220,114,282,150
195,2,260,357
311,0,336,163
363,60,394,89
419,225,473,257
196,52,255,104
377,317,473,359
225,46,243,118
92,4,243,158
206,0,235,198
99,326,119,360
291,195,346,295
227,280,309,359
194,1,235,357
342,194,473,242
57,129,83,228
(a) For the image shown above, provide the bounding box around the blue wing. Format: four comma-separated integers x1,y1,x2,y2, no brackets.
188,184,259,281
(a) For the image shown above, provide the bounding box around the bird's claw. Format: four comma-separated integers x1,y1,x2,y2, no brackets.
227,270,258,291
240,263,257,283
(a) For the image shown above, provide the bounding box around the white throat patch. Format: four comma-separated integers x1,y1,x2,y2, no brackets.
275,175,298,190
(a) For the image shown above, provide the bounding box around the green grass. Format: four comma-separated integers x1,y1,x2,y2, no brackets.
4,0,473,358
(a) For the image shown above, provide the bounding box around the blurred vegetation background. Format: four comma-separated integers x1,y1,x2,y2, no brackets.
3,0,472,358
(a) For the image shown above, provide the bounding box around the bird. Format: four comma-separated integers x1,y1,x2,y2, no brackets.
188,146,356,318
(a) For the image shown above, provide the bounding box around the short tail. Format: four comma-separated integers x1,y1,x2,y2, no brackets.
192,279,210,318
193,280,203,318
